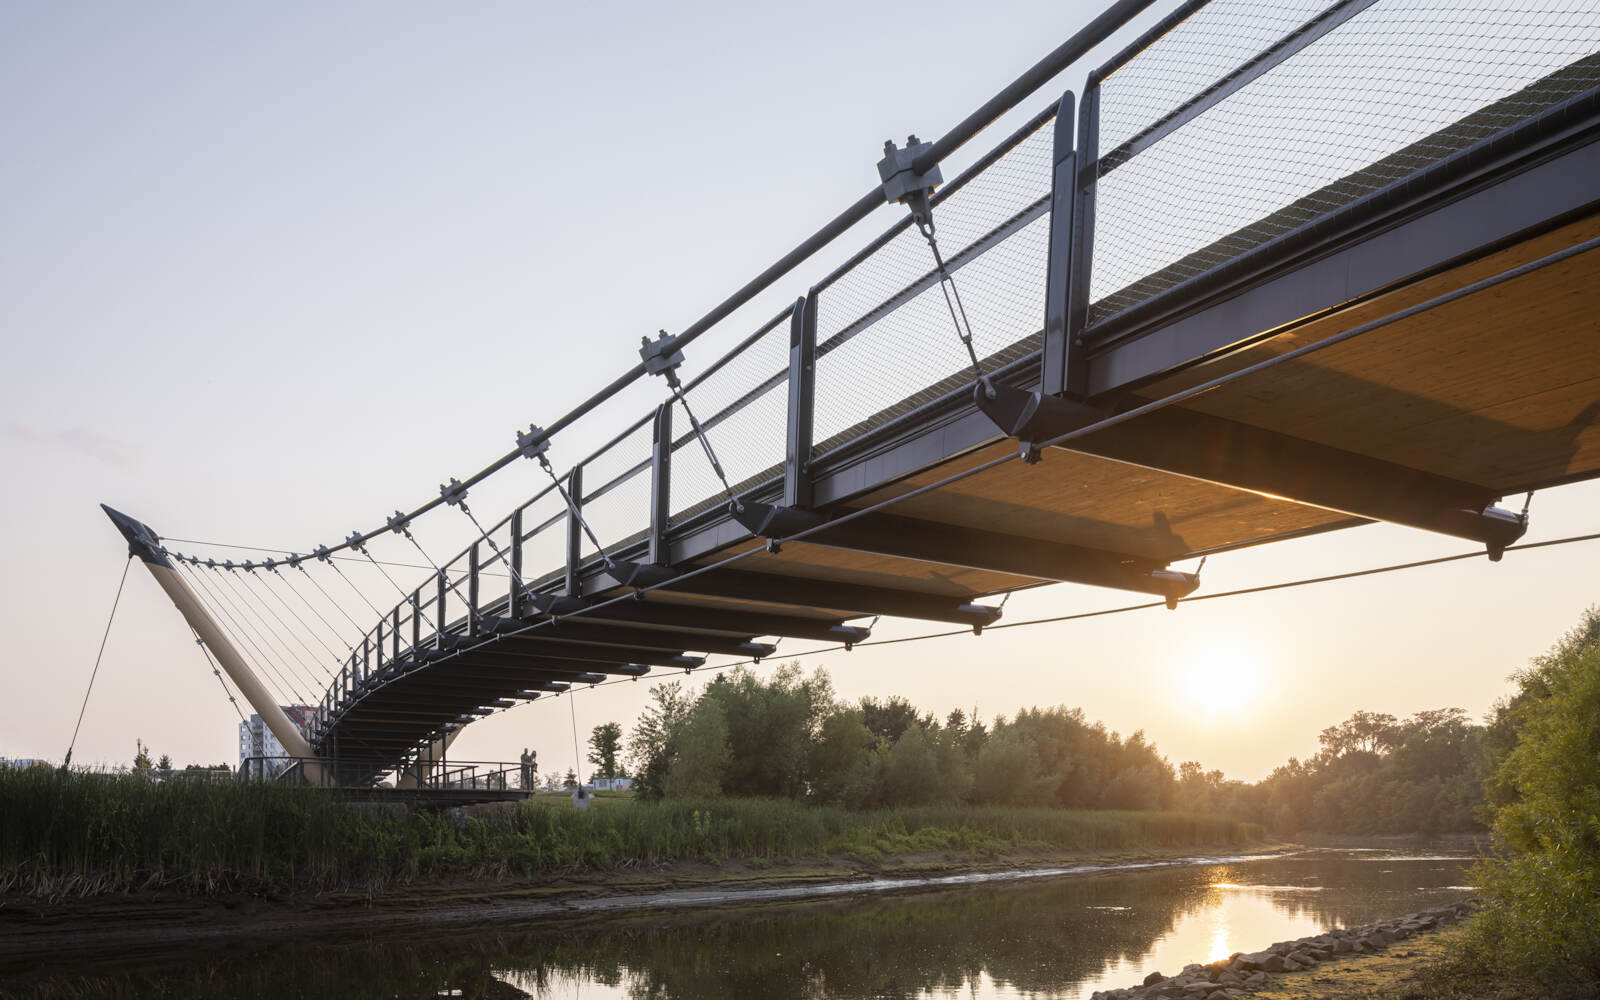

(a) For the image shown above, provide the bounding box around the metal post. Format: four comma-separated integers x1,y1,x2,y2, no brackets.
435,571,448,650
649,403,673,565
1063,84,1100,399
361,634,370,682
391,606,400,663
467,543,481,637
411,590,421,652
508,508,524,618
784,294,818,509
565,465,584,596
1041,91,1079,397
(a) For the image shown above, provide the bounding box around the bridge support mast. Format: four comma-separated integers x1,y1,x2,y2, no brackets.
101,505,328,785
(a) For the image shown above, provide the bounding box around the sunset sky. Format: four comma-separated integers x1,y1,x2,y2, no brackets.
4,0,1596,783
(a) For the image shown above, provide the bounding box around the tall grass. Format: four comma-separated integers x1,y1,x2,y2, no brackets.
0,768,1263,900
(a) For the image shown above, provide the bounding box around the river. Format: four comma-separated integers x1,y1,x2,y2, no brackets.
4,845,1477,998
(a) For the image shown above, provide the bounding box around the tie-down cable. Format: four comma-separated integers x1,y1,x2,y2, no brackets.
879,135,994,399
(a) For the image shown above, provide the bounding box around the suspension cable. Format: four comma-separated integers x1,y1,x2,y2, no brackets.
212,563,328,694
346,537,439,634
180,561,306,705
63,557,132,768
670,383,744,513
238,566,341,680
533,456,618,570
264,564,353,661
913,206,993,398
191,627,248,723
293,560,367,633
325,559,388,621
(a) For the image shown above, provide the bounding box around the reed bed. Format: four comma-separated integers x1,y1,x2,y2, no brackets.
0,768,1262,899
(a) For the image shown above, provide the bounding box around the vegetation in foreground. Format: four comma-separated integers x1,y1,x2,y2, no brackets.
0,766,1260,900
1443,606,1600,996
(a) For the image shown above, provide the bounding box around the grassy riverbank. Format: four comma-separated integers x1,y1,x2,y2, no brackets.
1,768,1261,900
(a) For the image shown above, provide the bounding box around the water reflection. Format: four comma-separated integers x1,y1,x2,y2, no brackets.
5,849,1474,999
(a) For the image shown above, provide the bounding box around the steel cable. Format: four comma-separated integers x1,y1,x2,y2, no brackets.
238,567,341,681
191,626,248,723
267,566,355,661
176,561,302,706
212,564,329,695
63,556,132,768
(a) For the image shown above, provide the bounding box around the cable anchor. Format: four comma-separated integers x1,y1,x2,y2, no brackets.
440,478,470,513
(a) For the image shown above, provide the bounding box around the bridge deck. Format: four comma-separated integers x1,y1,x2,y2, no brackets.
292,3,1600,778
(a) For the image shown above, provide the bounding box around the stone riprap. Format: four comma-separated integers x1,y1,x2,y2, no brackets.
1090,898,1477,1000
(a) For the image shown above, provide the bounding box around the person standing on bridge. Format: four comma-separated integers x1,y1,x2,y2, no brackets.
520,748,534,791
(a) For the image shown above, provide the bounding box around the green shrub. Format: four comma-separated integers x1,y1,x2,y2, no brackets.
1465,607,1600,991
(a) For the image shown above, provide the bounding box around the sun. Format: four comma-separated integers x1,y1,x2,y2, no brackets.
1178,637,1267,711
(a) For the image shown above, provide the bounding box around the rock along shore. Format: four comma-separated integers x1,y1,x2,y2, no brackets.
1092,898,1478,1000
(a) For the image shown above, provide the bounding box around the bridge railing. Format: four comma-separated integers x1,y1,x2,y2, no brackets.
310,0,1600,760
1074,0,1600,344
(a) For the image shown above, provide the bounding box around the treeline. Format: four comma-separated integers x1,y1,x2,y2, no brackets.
1173,708,1487,835
622,663,1491,835
628,665,1188,811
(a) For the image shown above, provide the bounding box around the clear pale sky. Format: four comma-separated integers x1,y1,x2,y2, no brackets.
3,0,1595,782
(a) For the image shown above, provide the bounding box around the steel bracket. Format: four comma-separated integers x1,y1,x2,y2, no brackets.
878,136,943,225
732,500,827,539
640,331,687,385
516,424,550,460
976,383,1106,445
440,478,469,507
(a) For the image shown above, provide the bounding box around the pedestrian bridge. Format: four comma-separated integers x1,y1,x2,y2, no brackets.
108,0,1600,784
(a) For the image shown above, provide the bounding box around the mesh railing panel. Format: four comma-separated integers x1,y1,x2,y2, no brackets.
1088,0,1600,326
668,315,792,522
517,486,569,590
579,421,655,559
811,112,1056,457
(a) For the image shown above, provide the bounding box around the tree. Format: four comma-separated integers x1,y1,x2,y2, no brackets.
1468,607,1600,989
1317,710,1399,758
859,696,928,748
562,768,577,790
629,681,694,800
664,699,731,799
701,663,833,798
971,729,1053,806
811,710,876,807
133,740,151,771
588,722,623,779
156,753,173,771
877,723,949,806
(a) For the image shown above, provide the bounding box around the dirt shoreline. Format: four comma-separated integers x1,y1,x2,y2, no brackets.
0,843,1292,962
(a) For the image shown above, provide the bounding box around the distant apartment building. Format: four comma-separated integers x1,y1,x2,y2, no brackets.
588,776,633,792
237,706,314,779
